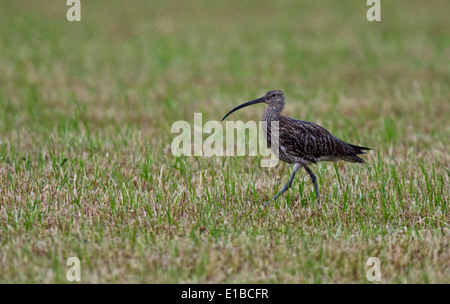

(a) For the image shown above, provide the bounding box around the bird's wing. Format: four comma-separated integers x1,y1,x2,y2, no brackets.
278,116,349,161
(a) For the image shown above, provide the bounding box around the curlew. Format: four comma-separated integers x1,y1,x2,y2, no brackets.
222,89,370,205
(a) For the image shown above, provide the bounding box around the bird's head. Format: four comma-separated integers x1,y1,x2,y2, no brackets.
264,89,285,106
221,89,285,121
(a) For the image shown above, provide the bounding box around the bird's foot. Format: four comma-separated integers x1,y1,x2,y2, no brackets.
316,195,321,204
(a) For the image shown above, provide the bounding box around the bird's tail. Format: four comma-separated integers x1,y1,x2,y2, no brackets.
349,144,371,154
340,144,371,163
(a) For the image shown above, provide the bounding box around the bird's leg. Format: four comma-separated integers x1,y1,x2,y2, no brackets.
304,165,320,203
266,164,301,206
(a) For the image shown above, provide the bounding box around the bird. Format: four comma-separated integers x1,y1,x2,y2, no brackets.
221,89,370,205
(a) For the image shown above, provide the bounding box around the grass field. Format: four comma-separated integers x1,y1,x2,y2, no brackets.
0,0,449,283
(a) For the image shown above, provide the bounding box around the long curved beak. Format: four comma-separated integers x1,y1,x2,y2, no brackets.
221,97,265,121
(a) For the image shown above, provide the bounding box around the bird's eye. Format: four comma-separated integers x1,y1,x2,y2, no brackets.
272,94,276,97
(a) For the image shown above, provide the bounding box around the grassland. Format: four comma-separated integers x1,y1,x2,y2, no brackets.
0,0,448,283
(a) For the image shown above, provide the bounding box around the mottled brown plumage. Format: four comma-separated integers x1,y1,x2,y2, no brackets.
222,89,370,204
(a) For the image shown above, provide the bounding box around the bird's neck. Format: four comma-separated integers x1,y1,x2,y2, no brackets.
262,104,283,121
